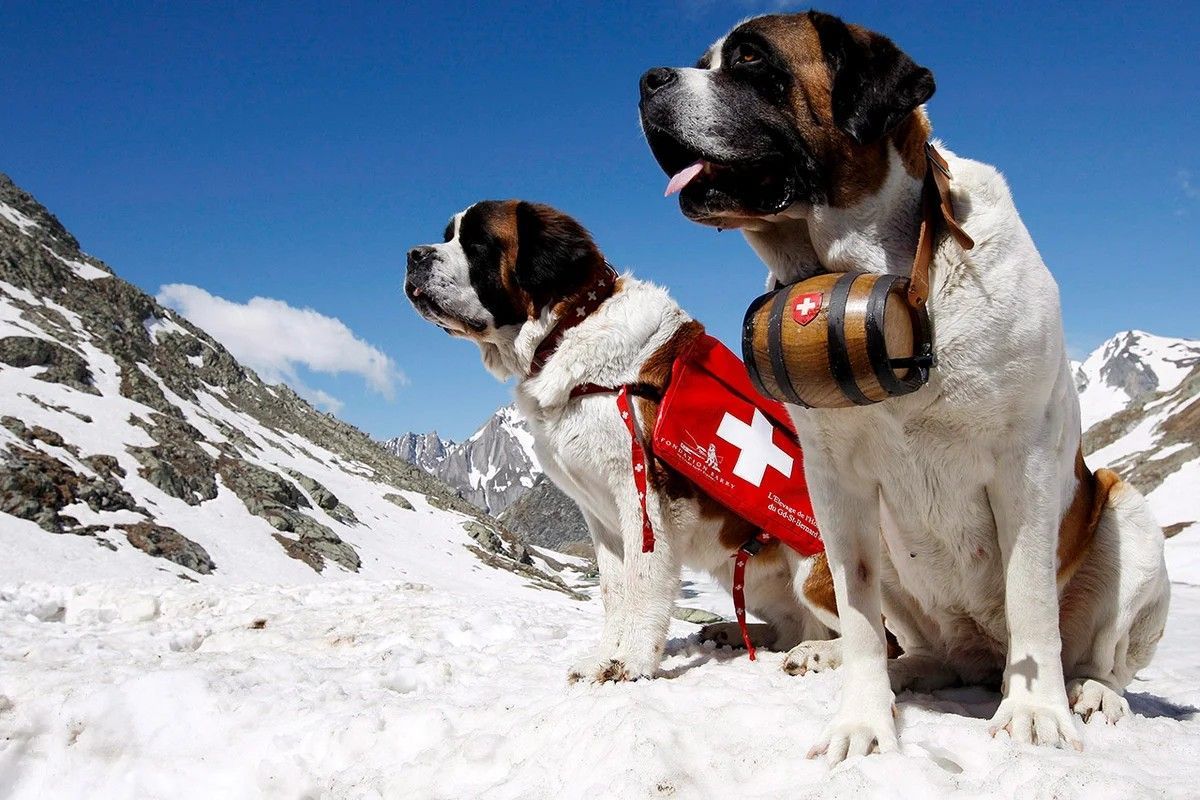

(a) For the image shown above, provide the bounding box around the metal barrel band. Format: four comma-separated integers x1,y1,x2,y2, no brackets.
742,291,777,402
863,273,912,398
825,272,873,406
765,286,808,406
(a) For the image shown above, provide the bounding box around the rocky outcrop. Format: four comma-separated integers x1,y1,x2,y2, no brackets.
0,336,97,394
499,475,591,557
287,469,359,525
0,442,142,533
127,414,219,506
118,521,215,574
216,456,361,572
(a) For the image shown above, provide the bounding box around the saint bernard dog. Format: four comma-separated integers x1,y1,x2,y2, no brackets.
405,200,839,682
639,11,1170,761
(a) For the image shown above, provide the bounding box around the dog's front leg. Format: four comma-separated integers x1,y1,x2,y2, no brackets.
804,468,896,763
607,481,680,682
987,449,1082,750
568,512,630,683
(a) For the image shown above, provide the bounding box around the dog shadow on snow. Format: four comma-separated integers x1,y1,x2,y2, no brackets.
658,635,1197,722
656,633,754,679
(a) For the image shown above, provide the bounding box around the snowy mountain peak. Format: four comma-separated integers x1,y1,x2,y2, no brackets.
1076,330,1199,431
388,403,542,516
381,430,454,474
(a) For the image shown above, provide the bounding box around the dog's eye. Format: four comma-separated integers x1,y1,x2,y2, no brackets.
734,46,762,66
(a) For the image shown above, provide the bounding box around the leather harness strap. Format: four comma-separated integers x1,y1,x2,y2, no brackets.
907,143,976,308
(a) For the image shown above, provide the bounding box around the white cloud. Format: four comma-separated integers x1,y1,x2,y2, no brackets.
157,284,404,412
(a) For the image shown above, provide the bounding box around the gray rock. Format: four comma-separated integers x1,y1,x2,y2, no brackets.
118,521,215,574
383,492,414,511
672,607,727,625
0,336,97,394
0,444,143,532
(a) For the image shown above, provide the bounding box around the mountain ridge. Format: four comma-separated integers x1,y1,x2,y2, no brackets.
0,172,580,596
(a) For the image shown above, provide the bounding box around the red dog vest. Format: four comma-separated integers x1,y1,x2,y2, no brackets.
575,334,823,660
653,334,822,556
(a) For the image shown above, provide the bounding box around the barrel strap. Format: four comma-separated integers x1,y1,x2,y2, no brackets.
907,143,976,308
826,273,873,406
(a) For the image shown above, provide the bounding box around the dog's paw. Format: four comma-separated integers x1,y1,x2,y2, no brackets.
989,697,1083,750
807,703,898,764
567,654,655,684
567,655,620,684
1067,678,1130,724
783,639,842,676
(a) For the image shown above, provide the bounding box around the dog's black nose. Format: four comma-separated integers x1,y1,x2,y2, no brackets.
407,246,436,270
640,67,677,97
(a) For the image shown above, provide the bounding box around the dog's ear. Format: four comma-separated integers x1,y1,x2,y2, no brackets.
809,11,935,145
513,202,599,310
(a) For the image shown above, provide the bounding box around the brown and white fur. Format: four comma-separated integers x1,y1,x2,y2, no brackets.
639,11,1170,762
404,200,838,682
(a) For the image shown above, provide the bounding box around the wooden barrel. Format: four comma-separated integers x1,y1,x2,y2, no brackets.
741,272,933,408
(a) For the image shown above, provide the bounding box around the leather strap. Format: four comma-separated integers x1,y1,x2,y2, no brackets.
907,143,975,308
528,264,619,377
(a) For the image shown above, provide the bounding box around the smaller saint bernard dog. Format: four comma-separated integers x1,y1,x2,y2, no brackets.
639,10,1171,761
405,200,840,682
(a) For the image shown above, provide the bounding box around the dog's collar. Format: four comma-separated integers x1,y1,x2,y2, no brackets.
908,143,975,307
527,263,620,378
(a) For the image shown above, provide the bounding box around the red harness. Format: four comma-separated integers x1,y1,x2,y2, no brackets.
569,333,824,661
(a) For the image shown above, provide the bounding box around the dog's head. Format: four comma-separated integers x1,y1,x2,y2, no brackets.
638,11,934,227
405,201,606,373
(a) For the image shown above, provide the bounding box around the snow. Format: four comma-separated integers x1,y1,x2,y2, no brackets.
1,543,1198,799
1147,458,1200,529
42,246,110,280
0,202,39,234
142,313,194,345
0,280,56,340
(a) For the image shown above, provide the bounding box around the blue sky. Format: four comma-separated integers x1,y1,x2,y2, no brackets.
3,1,1197,441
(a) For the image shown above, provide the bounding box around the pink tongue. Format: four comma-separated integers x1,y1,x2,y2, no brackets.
664,160,705,197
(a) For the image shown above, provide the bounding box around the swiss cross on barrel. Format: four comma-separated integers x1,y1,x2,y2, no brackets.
652,335,822,555
792,292,822,326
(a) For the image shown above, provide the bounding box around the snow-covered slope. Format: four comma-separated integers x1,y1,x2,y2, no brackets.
2,544,1197,798
1076,331,1199,539
0,172,575,596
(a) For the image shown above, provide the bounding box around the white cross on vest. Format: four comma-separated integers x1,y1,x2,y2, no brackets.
716,409,793,487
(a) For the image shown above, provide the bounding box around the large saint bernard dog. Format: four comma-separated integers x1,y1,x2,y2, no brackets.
405,200,838,682
639,11,1170,761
